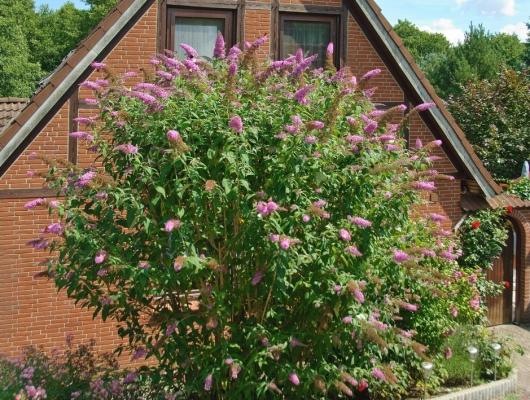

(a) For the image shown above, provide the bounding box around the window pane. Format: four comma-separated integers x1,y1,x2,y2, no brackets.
175,17,225,59
281,20,331,67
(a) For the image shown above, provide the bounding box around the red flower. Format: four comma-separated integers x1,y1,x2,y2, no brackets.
506,206,514,214
471,220,481,230
357,379,369,392
504,281,511,289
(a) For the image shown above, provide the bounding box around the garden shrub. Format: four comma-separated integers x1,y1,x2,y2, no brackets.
27,36,493,399
458,209,509,271
507,177,530,201
0,337,154,400
441,325,518,387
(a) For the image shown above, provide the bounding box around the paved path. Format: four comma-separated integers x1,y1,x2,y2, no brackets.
490,324,530,399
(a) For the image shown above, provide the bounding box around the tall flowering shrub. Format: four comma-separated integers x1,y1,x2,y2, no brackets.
27,37,486,399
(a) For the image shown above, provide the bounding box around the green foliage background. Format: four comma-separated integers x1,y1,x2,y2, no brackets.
0,0,117,97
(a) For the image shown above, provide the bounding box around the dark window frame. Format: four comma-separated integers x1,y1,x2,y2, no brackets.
165,7,236,55
278,13,340,67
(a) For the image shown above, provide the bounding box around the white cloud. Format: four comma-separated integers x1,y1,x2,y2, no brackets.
501,22,528,41
421,19,466,44
455,0,516,16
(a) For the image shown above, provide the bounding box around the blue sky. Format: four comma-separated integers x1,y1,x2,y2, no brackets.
36,0,529,44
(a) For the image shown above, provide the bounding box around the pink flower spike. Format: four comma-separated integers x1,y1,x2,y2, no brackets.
213,33,226,59
348,216,372,228
44,222,63,235
339,228,351,242
372,368,386,381
164,219,181,232
346,135,364,144
294,85,313,105
302,214,311,223
90,61,106,70
229,116,243,133
346,116,357,126
402,303,419,312
288,372,300,386
415,102,436,112
138,261,150,270
326,42,334,56
364,120,378,134
132,347,147,361
308,121,325,130
345,246,363,257
204,374,213,392
279,239,291,250
26,169,34,177
469,296,480,310
304,135,318,144
79,80,101,90
269,234,280,243
430,213,446,223
393,250,409,263
167,130,180,143
266,201,279,214
180,43,198,59
342,316,353,324
173,258,184,272
94,250,107,264
415,138,423,149
354,289,365,304
24,198,46,210
413,181,436,191
251,271,264,286
430,139,443,147
228,62,238,77
114,144,138,154
362,68,381,80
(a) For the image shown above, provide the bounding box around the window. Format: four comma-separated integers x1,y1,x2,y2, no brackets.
279,14,339,68
166,8,235,59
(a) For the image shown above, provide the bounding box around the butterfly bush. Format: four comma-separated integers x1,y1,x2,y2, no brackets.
29,37,487,399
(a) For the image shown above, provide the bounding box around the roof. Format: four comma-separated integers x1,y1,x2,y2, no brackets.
0,98,28,132
0,0,502,199
462,192,530,211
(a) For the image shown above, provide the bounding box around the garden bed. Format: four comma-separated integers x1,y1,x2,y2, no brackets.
429,370,517,400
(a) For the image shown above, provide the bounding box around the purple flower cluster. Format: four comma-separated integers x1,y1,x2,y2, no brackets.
348,216,372,228
114,144,138,154
229,116,243,133
75,170,97,188
69,131,94,142
24,198,46,210
256,200,279,217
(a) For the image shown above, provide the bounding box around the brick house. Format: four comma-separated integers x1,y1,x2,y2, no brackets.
0,0,526,358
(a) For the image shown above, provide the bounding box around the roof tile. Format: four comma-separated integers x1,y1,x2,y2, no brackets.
0,98,28,133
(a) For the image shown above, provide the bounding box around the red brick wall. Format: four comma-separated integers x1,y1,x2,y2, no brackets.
0,1,158,360
0,0,466,358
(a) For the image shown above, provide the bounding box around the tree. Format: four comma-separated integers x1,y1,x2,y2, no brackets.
31,3,89,74
524,22,530,68
448,69,530,180
394,20,451,63
28,40,488,399
0,17,42,97
394,22,527,99
83,0,118,29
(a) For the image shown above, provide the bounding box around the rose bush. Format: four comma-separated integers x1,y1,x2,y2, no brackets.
27,36,490,399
